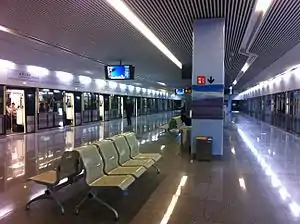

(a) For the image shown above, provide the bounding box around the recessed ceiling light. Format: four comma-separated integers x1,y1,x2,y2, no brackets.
106,0,182,69
0,59,16,70
79,75,92,84
119,83,127,90
108,81,118,89
157,82,166,86
95,79,106,87
27,65,49,76
241,63,249,73
255,0,273,13
84,70,92,74
56,71,73,82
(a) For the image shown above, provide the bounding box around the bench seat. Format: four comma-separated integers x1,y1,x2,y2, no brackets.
133,153,162,162
94,140,147,178
108,166,146,178
109,135,155,170
90,175,134,190
29,170,57,185
122,159,154,168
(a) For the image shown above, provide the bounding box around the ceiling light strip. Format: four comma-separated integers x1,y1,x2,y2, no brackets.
106,0,182,69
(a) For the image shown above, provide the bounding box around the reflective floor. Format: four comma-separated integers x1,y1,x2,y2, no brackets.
0,112,299,223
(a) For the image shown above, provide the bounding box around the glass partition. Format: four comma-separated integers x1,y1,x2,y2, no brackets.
38,89,64,129
83,92,92,123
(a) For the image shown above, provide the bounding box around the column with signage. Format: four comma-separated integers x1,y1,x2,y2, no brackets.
192,19,225,156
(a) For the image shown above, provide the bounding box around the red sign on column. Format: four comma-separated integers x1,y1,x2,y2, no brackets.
197,76,206,85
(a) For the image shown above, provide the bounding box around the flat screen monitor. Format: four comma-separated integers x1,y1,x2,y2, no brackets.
175,88,185,95
105,65,134,80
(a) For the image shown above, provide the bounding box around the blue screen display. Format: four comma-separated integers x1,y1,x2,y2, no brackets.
106,65,131,80
175,88,184,95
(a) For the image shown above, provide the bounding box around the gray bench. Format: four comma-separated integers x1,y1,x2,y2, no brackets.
25,150,82,215
74,144,135,220
94,140,147,178
109,135,159,173
122,132,162,162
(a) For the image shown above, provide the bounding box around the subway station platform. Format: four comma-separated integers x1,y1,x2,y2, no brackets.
0,112,299,223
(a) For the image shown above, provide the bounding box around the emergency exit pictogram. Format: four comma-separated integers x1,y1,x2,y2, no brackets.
197,76,206,85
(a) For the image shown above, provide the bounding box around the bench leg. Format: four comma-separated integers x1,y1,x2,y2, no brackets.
152,164,160,174
26,189,65,215
50,191,65,215
74,191,119,220
74,193,90,215
92,192,119,220
26,192,50,209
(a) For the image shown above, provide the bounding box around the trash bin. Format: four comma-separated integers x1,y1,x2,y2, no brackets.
195,136,213,161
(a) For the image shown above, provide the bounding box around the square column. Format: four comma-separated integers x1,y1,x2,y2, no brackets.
191,19,225,156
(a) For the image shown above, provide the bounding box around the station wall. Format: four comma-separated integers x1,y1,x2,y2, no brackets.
0,65,177,100
235,41,300,100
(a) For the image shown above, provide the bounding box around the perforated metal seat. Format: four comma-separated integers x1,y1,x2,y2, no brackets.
123,132,162,162
109,135,155,169
75,144,135,219
94,140,146,178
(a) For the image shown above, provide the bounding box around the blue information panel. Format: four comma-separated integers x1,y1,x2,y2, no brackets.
106,65,132,80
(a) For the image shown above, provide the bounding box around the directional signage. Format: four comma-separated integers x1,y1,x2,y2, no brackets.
197,75,216,85
207,76,215,84
197,76,206,85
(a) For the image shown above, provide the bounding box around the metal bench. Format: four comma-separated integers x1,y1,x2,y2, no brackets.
109,135,159,173
122,132,162,162
160,116,183,131
25,150,83,215
74,144,135,220
94,140,147,178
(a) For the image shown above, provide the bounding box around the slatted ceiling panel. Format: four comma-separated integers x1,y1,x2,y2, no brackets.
250,0,300,55
237,0,300,89
125,0,255,84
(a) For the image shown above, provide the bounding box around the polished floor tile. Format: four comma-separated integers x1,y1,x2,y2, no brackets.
0,112,299,223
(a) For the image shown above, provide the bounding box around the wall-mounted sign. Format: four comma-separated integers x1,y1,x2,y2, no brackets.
7,70,39,82
197,76,206,85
